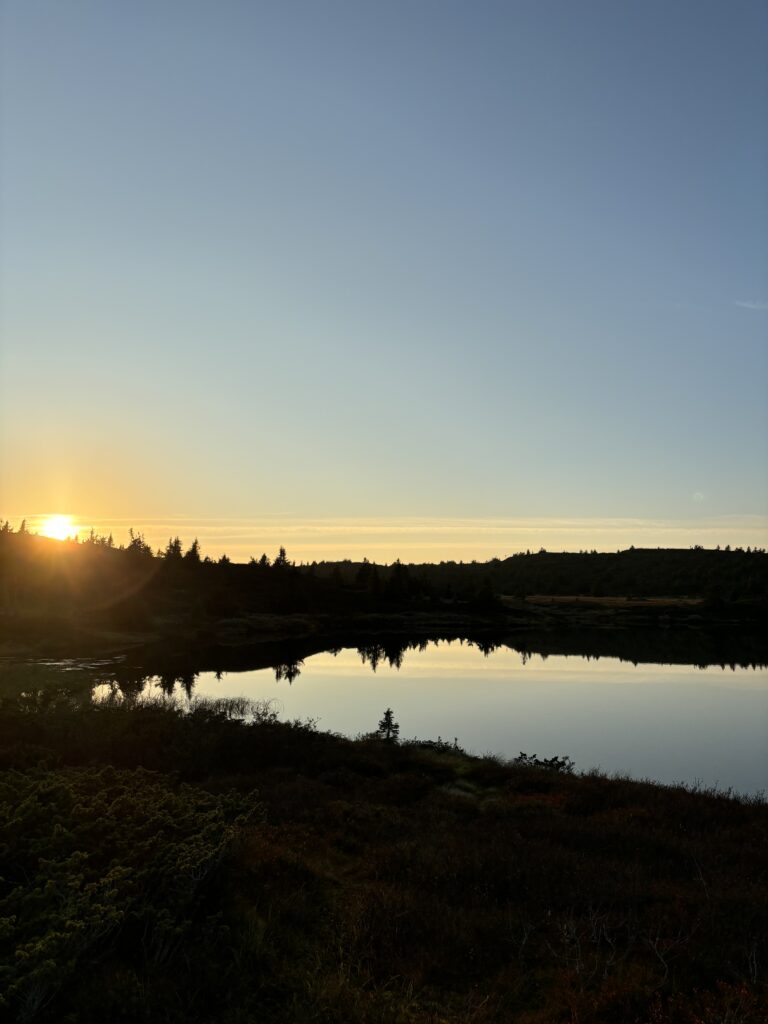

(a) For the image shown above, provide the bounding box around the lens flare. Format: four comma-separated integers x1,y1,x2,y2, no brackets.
39,515,77,541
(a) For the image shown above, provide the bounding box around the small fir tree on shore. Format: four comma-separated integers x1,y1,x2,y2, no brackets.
377,708,399,743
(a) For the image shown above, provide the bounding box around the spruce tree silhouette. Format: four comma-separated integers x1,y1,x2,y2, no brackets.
273,546,290,568
377,708,399,743
184,538,201,564
163,536,183,561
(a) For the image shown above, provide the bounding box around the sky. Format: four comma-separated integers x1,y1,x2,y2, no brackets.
2,1,767,559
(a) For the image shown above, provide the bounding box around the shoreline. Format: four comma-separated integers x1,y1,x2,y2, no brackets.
2,598,766,669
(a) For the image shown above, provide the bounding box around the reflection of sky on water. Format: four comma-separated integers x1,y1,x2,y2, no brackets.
165,643,768,795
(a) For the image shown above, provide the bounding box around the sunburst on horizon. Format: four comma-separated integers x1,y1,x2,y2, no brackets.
39,514,78,541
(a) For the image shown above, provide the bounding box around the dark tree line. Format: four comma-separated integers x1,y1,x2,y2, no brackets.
1,521,766,641
309,546,768,603
0,525,452,631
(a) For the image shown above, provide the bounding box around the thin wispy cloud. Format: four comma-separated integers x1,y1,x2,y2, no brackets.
734,300,768,311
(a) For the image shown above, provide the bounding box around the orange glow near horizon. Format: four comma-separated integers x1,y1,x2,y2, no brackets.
39,514,78,541
6,513,767,563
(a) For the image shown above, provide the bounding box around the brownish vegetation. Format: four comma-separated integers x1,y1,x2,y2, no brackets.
520,594,705,607
1,696,766,1023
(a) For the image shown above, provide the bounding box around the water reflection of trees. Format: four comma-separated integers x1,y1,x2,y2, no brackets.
274,661,303,684
3,629,765,707
356,637,502,672
158,673,196,698
95,632,768,704
357,643,402,671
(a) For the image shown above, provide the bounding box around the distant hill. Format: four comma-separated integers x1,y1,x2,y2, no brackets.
311,546,768,603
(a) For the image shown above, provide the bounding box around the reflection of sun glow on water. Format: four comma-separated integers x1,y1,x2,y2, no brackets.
39,514,78,540
86,642,767,791
303,645,767,686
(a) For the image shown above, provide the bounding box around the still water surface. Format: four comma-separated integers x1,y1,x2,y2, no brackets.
101,642,768,795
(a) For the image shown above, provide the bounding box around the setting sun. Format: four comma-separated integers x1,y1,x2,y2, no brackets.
39,514,77,541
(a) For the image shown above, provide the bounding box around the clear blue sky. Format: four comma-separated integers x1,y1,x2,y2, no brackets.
2,1,766,535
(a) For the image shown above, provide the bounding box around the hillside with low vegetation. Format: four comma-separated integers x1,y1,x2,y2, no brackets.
1,695,766,1023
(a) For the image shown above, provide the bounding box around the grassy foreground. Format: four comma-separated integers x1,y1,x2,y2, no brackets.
1,697,766,1023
